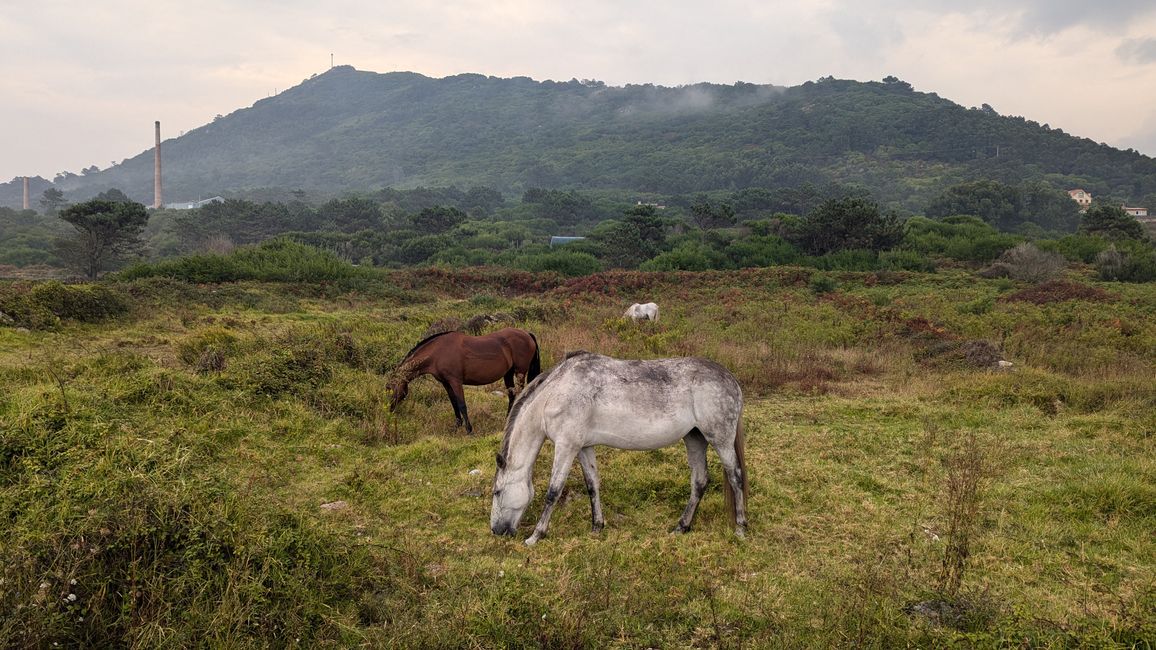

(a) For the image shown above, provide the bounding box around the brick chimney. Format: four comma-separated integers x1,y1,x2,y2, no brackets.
23,176,30,210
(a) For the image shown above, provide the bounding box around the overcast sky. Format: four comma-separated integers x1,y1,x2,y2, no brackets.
4,1,1156,182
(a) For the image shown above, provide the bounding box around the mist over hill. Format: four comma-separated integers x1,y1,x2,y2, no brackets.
3,66,1155,210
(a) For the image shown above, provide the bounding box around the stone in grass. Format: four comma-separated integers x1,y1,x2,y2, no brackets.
319,500,349,511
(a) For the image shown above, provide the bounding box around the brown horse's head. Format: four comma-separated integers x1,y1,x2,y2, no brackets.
388,381,408,411
387,362,416,411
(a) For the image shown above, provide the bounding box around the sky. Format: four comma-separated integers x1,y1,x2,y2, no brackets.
4,0,1156,183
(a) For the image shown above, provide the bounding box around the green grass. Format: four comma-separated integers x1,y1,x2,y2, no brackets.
1,268,1154,647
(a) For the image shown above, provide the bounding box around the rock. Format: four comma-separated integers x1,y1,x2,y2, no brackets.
319,500,348,511
468,468,481,475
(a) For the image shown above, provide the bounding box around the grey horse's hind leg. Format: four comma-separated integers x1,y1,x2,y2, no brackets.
525,441,581,546
714,442,748,538
578,447,605,532
673,429,709,533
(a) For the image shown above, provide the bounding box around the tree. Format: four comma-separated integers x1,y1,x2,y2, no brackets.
40,188,67,215
95,188,132,203
796,197,902,255
56,199,149,279
410,206,467,234
1018,182,1081,232
318,197,382,233
688,196,736,230
926,180,1020,230
1079,203,1146,241
589,204,670,269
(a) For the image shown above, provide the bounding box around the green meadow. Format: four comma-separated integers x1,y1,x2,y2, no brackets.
1,266,1153,648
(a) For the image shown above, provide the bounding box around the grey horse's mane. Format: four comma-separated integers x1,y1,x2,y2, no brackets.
499,350,594,459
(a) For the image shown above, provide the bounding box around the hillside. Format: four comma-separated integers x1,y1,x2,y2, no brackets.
3,66,1155,210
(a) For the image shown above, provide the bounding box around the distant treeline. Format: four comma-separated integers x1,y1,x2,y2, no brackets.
6,179,1150,283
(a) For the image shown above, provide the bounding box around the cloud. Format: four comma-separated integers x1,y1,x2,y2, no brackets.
844,0,1156,36
1117,38,1156,65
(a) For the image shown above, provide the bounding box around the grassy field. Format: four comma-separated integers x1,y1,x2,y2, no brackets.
1,267,1153,648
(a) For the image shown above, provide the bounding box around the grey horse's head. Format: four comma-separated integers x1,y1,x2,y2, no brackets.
490,450,533,536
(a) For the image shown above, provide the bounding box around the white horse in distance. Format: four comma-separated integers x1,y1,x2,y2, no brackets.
624,302,659,322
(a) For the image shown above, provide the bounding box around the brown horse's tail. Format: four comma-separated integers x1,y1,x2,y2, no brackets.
723,419,749,527
528,332,542,381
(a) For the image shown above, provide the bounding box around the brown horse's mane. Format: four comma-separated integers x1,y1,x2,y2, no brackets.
399,330,459,364
499,350,591,460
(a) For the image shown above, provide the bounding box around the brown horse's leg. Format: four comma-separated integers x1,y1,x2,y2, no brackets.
447,379,473,435
438,379,464,429
504,370,516,413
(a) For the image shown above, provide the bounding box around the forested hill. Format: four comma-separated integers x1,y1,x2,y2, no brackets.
6,66,1156,210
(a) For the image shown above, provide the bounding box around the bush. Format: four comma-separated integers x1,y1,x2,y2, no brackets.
1095,243,1156,283
513,249,603,277
1037,234,1109,264
880,249,936,272
903,216,1020,263
177,328,240,372
0,281,130,330
809,273,839,295
118,240,367,284
725,234,802,268
640,242,727,271
226,331,333,398
808,249,880,271
989,243,1067,283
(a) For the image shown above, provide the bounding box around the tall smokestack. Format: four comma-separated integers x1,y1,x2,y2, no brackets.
23,177,30,210
153,120,163,209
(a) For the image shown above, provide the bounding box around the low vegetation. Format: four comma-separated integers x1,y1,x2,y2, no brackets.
2,263,1153,647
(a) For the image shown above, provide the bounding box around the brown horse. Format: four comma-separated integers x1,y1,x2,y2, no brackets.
388,327,541,434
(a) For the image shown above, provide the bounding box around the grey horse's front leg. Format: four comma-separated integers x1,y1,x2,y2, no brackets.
578,447,604,532
525,443,580,546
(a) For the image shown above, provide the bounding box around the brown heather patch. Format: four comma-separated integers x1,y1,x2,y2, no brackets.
1000,280,1117,305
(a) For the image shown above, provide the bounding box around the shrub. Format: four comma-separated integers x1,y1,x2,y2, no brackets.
989,243,1067,283
513,249,602,277
118,240,367,284
1037,234,1109,263
640,242,727,271
1095,243,1156,283
0,281,130,329
880,249,936,272
724,234,802,268
227,331,333,398
808,249,880,271
809,273,838,295
177,328,240,372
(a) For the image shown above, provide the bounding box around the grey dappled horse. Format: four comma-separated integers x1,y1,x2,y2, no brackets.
624,302,659,321
490,351,748,545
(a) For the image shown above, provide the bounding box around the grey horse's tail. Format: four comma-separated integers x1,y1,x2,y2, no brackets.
528,332,542,381
724,419,749,526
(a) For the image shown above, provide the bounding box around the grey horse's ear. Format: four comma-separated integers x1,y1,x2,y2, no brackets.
495,453,506,471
